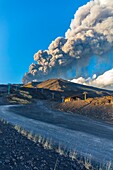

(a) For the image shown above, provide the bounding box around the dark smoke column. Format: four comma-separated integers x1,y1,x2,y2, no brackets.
23,0,113,84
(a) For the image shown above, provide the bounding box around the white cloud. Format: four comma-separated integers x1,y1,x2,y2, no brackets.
71,69,113,90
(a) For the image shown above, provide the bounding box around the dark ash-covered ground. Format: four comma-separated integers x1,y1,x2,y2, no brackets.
0,120,91,170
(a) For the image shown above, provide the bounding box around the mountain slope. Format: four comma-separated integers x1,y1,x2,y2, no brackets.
36,78,113,98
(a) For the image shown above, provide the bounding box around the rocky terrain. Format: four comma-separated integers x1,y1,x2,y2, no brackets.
56,96,113,124
1,79,113,169
1,79,113,124
0,119,94,170
1,78,113,105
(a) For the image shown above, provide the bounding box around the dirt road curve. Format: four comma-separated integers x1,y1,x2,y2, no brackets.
0,101,113,166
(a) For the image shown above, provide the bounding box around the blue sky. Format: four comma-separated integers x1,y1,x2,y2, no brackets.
0,0,89,84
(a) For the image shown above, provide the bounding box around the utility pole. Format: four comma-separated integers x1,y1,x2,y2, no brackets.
8,83,11,95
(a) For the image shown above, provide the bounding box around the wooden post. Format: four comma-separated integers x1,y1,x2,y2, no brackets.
61,96,65,103
52,93,54,99
15,86,18,91
35,87,37,92
16,85,19,91
41,89,44,94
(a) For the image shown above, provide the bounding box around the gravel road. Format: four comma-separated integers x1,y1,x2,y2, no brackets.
0,101,113,167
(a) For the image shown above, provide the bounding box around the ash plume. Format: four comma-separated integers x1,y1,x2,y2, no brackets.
23,0,113,84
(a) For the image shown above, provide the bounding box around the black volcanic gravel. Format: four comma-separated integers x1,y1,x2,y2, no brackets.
0,120,89,170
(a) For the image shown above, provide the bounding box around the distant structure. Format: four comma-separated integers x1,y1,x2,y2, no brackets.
64,95,82,102
64,92,89,102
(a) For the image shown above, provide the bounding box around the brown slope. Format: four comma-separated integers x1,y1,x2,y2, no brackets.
37,79,63,91
23,81,41,88
37,78,113,98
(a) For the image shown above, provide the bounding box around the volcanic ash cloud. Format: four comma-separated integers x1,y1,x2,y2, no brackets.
22,0,113,84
